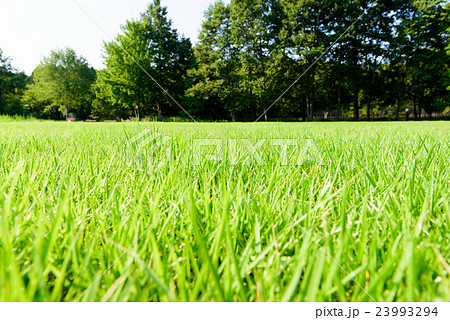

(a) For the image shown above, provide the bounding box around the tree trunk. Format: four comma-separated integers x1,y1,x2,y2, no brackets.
263,99,268,121
353,88,359,120
308,72,315,121
306,93,310,122
250,88,255,121
337,84,341,120
251,103,255,121
366,95,371,120
64,91,69,120
157,96,162,116
231,107,236,122
395,98,400,120
301,95,307,122
136,87,141,121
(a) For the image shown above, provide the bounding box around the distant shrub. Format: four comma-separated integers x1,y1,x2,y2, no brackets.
0,115,36,122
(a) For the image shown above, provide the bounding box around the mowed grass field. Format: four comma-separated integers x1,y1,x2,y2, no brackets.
0,121,449,302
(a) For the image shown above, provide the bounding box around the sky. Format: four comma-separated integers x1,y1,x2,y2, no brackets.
0,0,230,75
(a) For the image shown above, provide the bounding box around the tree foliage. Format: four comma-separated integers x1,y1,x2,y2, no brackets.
0,49,28,116
97,0,194,120
2,0,449,121
23,48,96,119
189,0,449,121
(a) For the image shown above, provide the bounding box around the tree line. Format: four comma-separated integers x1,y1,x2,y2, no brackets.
1,0,449,122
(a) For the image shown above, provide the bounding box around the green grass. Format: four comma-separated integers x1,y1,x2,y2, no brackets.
0,121,449,302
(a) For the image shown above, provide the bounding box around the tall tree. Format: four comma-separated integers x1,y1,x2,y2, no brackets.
230,0,282,121
187,1,243,121
403,0,449,116
23,48,96,119
189,0,285,121
280,0,333,121
97,0,194,120
0,49,28,116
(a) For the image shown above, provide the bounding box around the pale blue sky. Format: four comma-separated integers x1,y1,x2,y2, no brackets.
0,0,229,75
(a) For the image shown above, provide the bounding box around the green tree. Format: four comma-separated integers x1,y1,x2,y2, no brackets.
0,49,28,116
187,1,243,121
97,0,194,120
230,0,283,121
23,48,96,119
189,0,285,121
279,0,333,120
410,0,449,116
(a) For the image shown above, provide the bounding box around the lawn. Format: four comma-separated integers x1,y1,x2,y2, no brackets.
0,121,449,302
